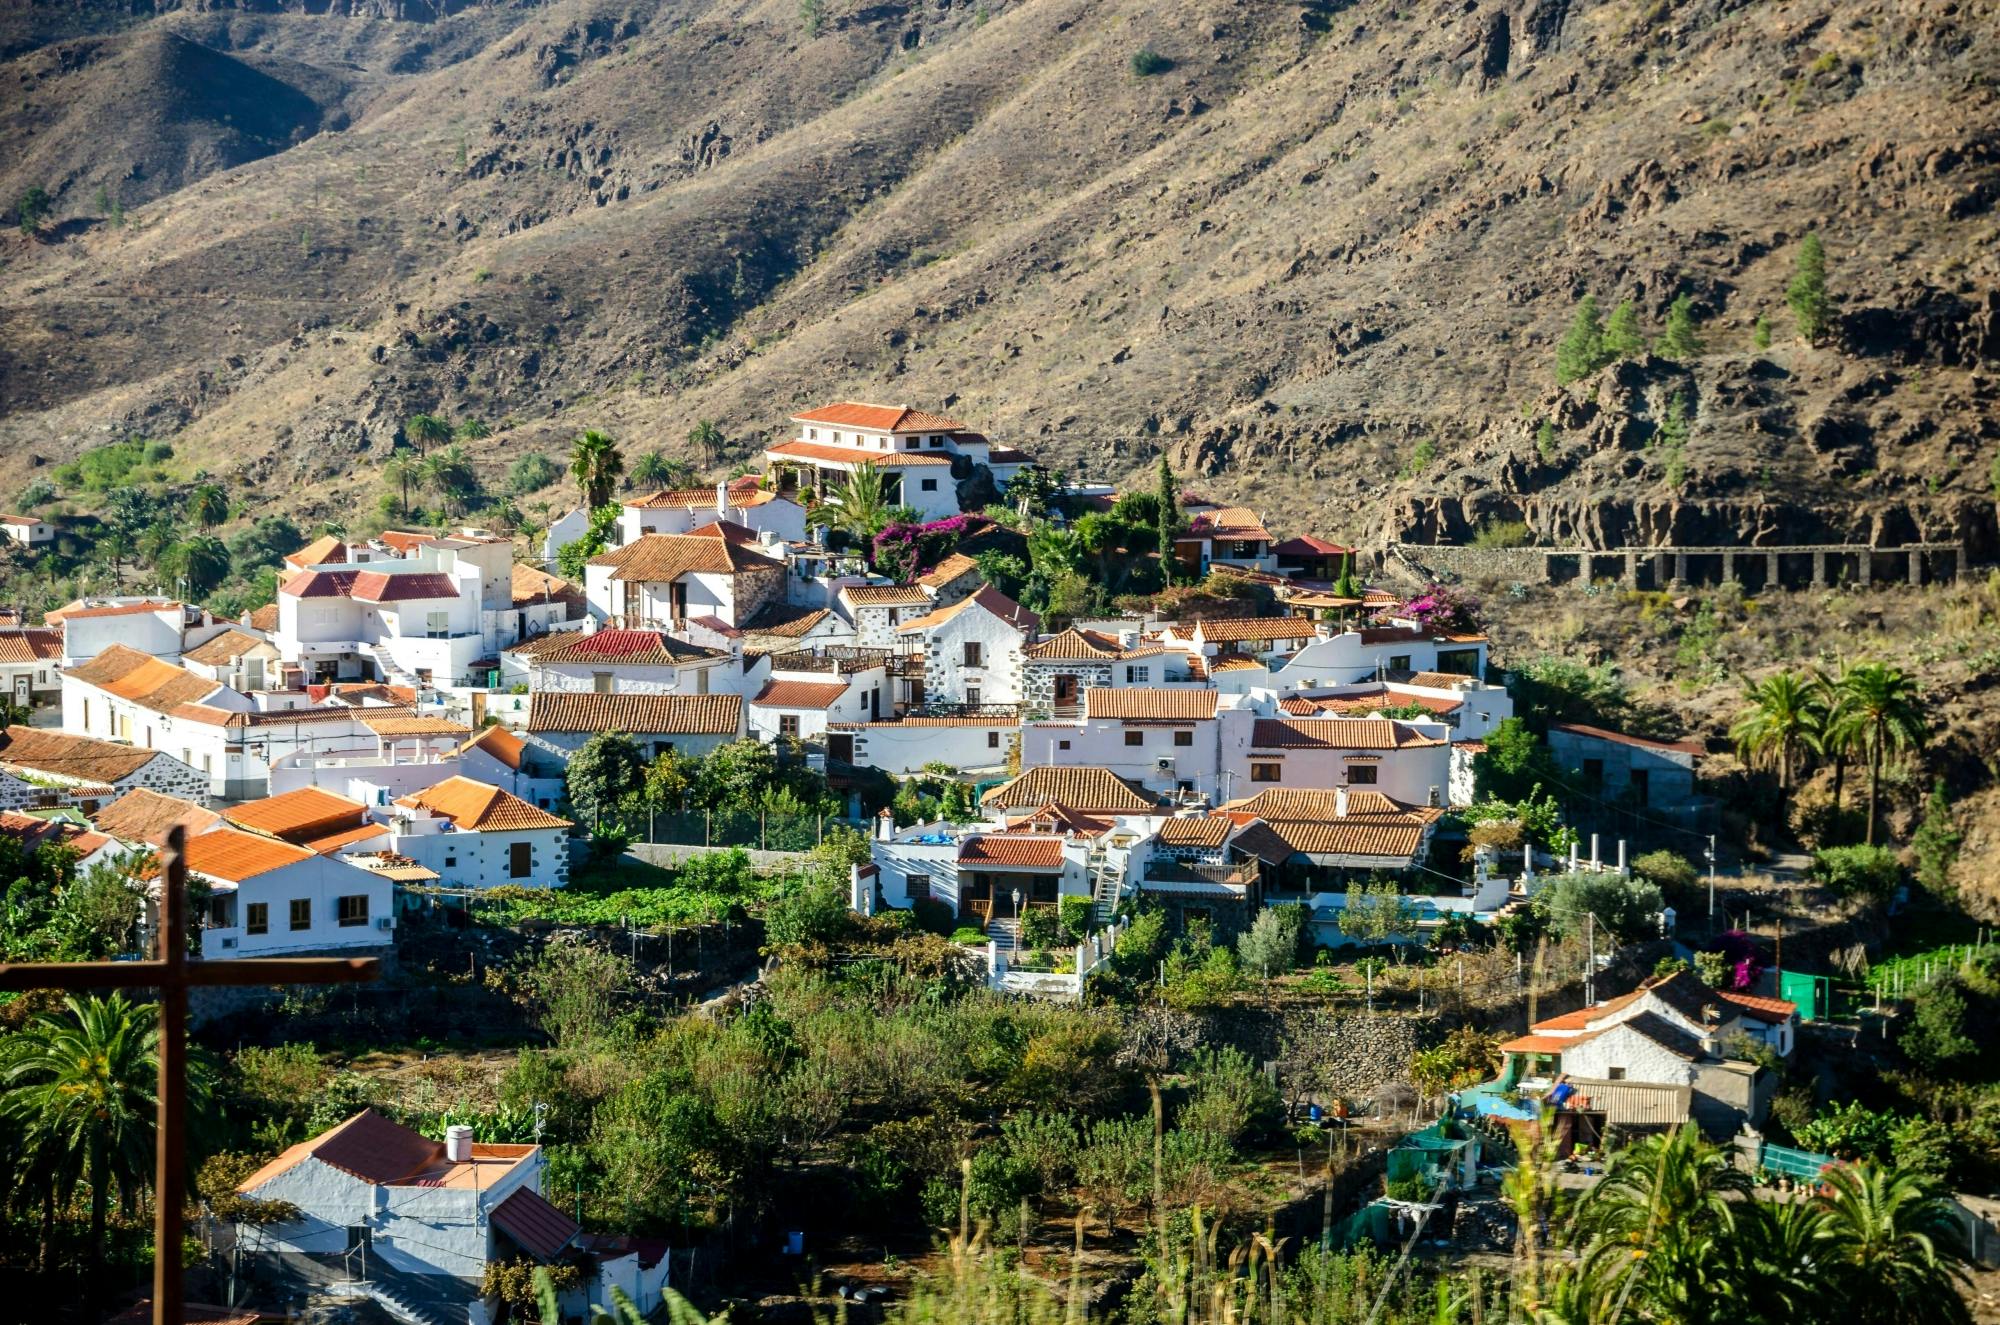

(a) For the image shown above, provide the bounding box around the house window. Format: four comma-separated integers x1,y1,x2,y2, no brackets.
988,731,1002,749
1174,730,1194,747
1058,739,1071,751
1125,665,1150,683
965,687,981,706
1582,758,1605,787
780,714,801,738
929,436,945,447
337,895,370,928
1347,766,1379,785
1251,763,1282,782
1606,1066,1626,1081
444,855,457,868
246,903,268,936
1388,654,1412,671
510,842,532,878
1630,768,1651,805
592,672,613,694
920,477,938,492
905,436,922,449
426,611,450,639
289,899,311,931
1124,731,1145,747
963,642,983,667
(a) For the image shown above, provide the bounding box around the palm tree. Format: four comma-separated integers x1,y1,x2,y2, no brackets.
0,993,206,1287
188,482,228,532
167,534,231,598
1568,1124,1751,1320
1730,670,1821,798
570,430,625,510
420,444,476,519
829,462,893,549
456,418,492,440
687,419,724,469
1831,662,1926,845
661,457,697,489
404,412,451,456
382,455,419,519
1718,1198,1827,1324
1817,1163,1972,1324
630,450,673,492
1811,663,1856,814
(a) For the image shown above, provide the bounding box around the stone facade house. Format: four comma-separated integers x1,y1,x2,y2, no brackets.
583,525,786,630
896,586,1040,709
524,692,744,767
0,724,211,810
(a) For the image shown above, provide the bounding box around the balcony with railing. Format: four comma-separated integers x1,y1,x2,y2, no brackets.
914,702,1026,720
769,646,893,675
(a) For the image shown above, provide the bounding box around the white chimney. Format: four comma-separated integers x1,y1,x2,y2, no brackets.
1335,785,1349,817
716,481,729,515
445,1124,474,1163
876,807,896,841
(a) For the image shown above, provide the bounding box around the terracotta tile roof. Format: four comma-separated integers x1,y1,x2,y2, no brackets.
793,402,965,432
92,788,220,845
510,563,583,609
627,486,726,509
684,518,762,545
1155,816,1233,848
491,1186,581,1260
1281,690,1462,717
1221,821,1294,864
842,585,933,608
1718,989,1798,1021
377,530,434,554
1260,820,1427,859
957,834,1066,869
182,826,315,882
1549,722,1704,757
459,724,525,770
0,628,61,664
247,604,280,632
767,439,953,466
1187,506,1273,541
752,679,851,710
279,568,364,599
1250,718,1446,750
361,714,473,737
1498,1033,1582,1056
224,787,368,840
1024,627,1123,661
588,533,784,581
1083,688,1218,721
183,629,272,667
741,603,832,638
1533,990,1646,1033
530,629,723,667
65,646,221,714
1223,788,1438,823
397,776,572,831
0,810,69,851
240,1109,450,1189
982,766,1158,813
1185,616,1316,643
527,692,742,736
1400,670,1470,689
351,571,460,603
0,724,164,782
1272,535,1356,556
896,586,1040,635
46,598,181,623
300,822,390,854
917,553,980,589
1002,802,1113,834
284,534,348,569
1211,657,1264,672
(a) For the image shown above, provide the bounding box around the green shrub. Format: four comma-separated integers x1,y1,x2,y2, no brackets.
1470,519,1531,549
1399,437,1439,479
1131,46,1173,76
1018,904,1062,950
1810,844,1901,902
950,925,990,946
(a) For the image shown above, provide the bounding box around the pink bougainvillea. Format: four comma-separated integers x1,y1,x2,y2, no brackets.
1401,582,1482,635
873,515,992,582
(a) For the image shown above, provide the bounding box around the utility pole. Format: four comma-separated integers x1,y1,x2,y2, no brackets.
1705,835,1717,938
1584,912,1595,1007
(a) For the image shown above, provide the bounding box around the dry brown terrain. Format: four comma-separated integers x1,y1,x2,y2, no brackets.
0,0,1995,553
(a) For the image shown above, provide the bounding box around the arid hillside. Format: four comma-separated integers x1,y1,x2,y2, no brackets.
0,0,1997,550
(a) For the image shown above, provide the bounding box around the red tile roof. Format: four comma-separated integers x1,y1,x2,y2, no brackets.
842,584,933,608
896,585,1040,635
91,788,221,845
1155,816,1233,848
1272,536,1356,556
792,402,965,432
351,571,460,603
459,724,525,770
45,598,181,622
982,766,1158,813
917,553,981,589
1186,506,1273,541
279,568,365,599
530,629,721,666
491,1186,581,1260
1549,722,1704,757
0,628,61,663
284,534,348,569
587,533,784,581
767,439,953,466
957,834,1066,869
0,724,165,782
753,679,851,710
1259,820,1427,859
397,776,572,831
1185,616,1317,643
1250,718,1446,750
1083,688,1218,721
526,692,742,736
1717,989,1798,1021
224,787,368,840
181,827,315,882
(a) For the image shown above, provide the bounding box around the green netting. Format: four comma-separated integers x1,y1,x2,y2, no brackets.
1332,1202,1395,1249
1760,1142,1836,1181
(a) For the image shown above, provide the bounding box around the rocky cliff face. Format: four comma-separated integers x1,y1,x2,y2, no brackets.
0,0,1995,546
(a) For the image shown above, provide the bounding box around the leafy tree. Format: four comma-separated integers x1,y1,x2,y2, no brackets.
1602,299,1645,358
565,731,646,829
1002,465,1062,518
971,550,1027,599
1811,843,1903,902
514,937,634,1047
1408,1026,1501,1107
1531,870,1664,945
1753,313,1774,350
226,514,304,571
507,452,560,496
1830,661,1925,844
1338,878,1416,949
630,450,674,491
189,482,229,531
1555,294,1612,384
420,444,478,518
163,534,231,597
1236,903,1304,979
1730,670,1821,799
555,504,620,581
404,412,451,456
569,430,625,510
0,993,211,1286
1473,717,1558,802
1656,293,1704,359
1901,975,1979,1073
1911,779,1960,898
16,186,50,235
1631,849,1698,900
687,418,725,469
1153,456,1181,580
1788,231,1833,344
763,871,852,948
1177,1047,1281,1150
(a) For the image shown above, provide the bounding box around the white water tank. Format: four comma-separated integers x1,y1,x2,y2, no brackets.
445,1124,474,1163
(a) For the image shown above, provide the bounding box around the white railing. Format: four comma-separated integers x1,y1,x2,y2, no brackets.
986,917,1124,1001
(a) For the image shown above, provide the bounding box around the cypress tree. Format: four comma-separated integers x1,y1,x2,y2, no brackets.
1154,456,1179,583
1602,300,1645,358
1787,232,1832,343
1555,295,1610,384
1657,294,1704,360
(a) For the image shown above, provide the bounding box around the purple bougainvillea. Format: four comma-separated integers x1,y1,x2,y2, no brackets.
873,515,991,583
1402,582,1483,635
1710,930,1766,990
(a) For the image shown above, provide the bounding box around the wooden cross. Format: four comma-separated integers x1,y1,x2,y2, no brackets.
0,825,379,1325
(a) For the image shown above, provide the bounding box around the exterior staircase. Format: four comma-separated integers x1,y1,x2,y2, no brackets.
359,642,424,692
1088,847,1124,924
985,916,1020,949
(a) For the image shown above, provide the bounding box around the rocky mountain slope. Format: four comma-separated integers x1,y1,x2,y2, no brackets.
0,0,1996,552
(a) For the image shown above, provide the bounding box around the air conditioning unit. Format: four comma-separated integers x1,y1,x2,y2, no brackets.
218,936,237,950
376,917,395,930
1155,757,1174,771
